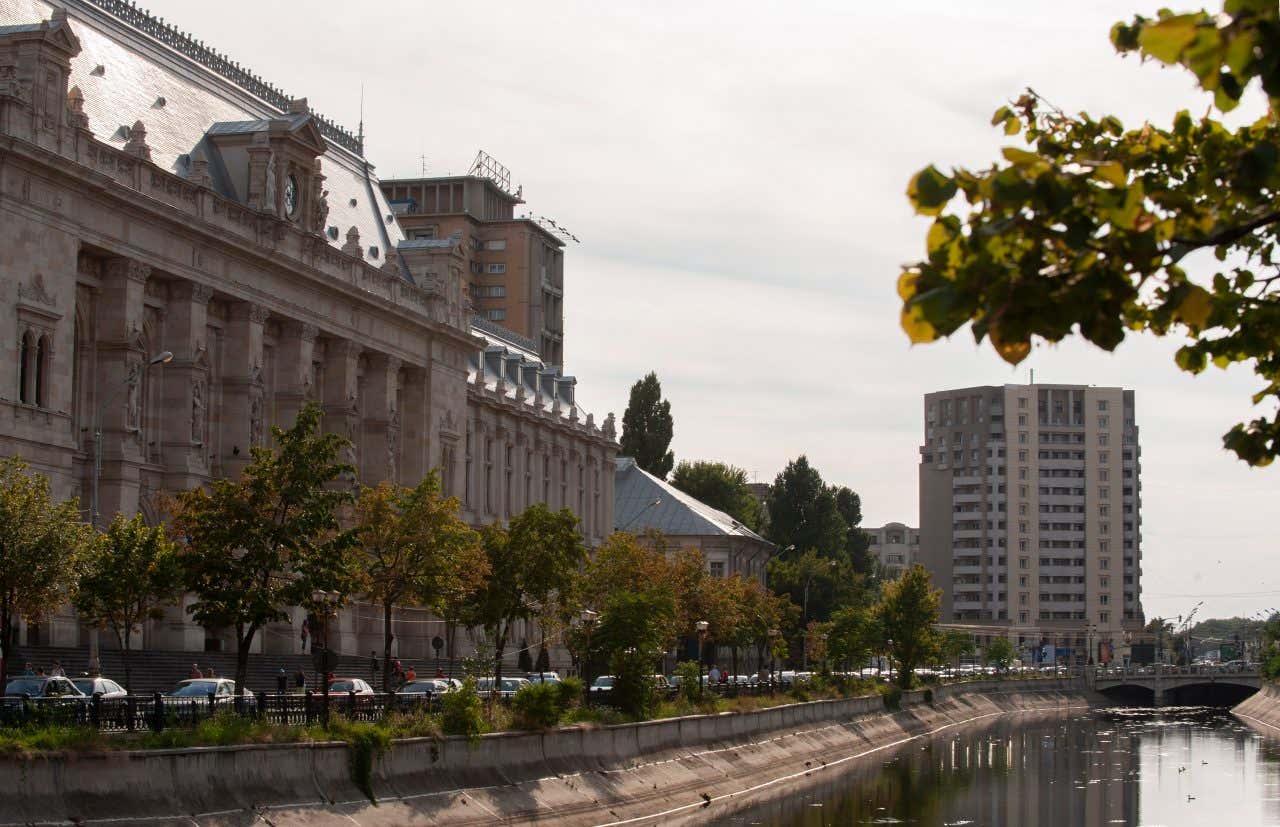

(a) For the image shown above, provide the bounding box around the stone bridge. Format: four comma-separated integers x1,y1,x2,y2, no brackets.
1091,664,1261,706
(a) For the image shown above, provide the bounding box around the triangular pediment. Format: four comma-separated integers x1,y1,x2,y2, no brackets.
286,115,327,156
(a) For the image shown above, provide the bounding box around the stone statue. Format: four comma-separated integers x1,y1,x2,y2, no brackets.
386,426,399,480
191,377,206,444
126,360,142,432
314,189,329,232
264,152,277,216
602,412,616,440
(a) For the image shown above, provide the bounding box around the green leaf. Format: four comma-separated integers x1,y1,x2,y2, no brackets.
1137,16,1200,64
1173,284,1214,331
907,166,957,216
1093,162,1127,187
991,106,1013,126
1001,147,1040,166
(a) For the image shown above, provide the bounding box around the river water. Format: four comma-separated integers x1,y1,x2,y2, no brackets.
714,707,1280,826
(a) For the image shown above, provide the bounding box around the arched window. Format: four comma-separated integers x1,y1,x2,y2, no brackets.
18,332,32,404
35,334,48,408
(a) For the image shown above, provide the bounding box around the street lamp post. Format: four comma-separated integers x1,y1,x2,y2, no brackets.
88,349,172,672
767,628,779,695
695,620,709,694
886,637,895,683
579,608,597,691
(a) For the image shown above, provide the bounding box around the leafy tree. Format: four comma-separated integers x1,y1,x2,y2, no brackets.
832,485,877,580
353,474,485,691
938,630,976,669
75,514,181,692
172,403,362,693
765,457,847,559
767,548,861,629
620,372,675,478
670,460,762,530
984,637,1017,672
472,503,585,690
899,1,1280,465
730,576,796,676
594,589,674,718
0,457,92,685
828,604,876,671
874,564,941,689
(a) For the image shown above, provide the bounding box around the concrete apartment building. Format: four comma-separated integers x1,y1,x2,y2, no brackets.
919,384,1143,665
864,523,919,579
381,171,566,365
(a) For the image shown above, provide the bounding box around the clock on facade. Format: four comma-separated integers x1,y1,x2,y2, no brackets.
283,174,299,217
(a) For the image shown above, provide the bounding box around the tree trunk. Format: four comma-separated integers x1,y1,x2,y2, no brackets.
0,598,10,691
731,646,739,685
446,619,457,678
382,599,394,692
235,624,253,694
121,625,132,695
493,623,508,700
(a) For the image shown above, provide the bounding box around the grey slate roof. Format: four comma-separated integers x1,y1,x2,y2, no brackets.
0,0,404,262
614,457,771,544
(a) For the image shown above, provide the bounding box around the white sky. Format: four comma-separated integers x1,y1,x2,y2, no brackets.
159,0,1278,624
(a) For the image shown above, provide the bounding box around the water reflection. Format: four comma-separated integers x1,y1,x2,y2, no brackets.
715,707,1280,826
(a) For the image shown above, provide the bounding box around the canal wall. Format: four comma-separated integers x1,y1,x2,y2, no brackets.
0,678,1094,827
1233,680,1280,734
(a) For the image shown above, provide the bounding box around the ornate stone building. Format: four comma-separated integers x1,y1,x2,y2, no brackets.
0,1,616,661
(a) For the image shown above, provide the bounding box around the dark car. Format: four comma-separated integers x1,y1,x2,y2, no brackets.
4,675,85,699
1,676,88,724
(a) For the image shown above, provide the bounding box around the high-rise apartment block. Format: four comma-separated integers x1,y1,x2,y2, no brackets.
919,385,1143,664
381,169,566,365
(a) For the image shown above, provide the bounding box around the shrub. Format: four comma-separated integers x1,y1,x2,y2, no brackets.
441,677,486,740
609,649,657,719
327,715,391,803
556,676,584,710
512,682,561,730
923,688,935,705
674,661,703,704
882,686,903,711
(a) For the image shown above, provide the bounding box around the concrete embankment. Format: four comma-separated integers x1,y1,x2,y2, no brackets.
0,679,1092,827
1233,681,1280,735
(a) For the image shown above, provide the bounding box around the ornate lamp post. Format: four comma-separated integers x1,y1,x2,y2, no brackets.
767,628,779,695
695,620,709,692
579,608,598,688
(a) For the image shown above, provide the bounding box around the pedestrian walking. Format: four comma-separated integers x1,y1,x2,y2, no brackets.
276,667,287,695
708,664,721,684
300,618,310,653
50,660,65,677
293,668,306,693
370,650,379,685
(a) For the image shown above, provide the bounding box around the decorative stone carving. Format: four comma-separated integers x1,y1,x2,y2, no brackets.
248,303,270,325
66,85,88,129
191,283,213,305
105,258,151,284
438,408,458,435
249,386,264,447
125,356,142,432
342,226,362,258
298,322,319,342
264,152,278,216
189,149,212,187
123,120,151,161
386,424,399,479
191,376,206,445
602,412,616,439
18,273,55,306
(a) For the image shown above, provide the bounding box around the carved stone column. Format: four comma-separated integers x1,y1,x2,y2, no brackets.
94,258,149,522
321,339,361,479
160,281,213,482
399,365,428,485
220,302,268,479
275,320,318,430
361,354,401,484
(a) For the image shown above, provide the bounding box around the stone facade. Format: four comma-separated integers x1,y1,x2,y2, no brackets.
0,2,615,665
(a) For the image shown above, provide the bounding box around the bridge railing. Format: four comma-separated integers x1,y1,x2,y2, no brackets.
1092,663,1259,681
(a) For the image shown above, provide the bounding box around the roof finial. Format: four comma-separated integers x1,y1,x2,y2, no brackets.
357,83,365,156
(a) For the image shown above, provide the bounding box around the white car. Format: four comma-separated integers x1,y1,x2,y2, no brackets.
327,677,375,695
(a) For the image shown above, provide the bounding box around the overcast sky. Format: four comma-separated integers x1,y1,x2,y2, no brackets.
161,0,1278,624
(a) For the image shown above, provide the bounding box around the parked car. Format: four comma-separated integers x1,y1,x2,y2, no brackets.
526,672,561,684
165,677,249,707
589,675,616,693
4,676,85,699
649,675,672,692
397,679,451,699
72,677,128,699
328,677,375,695
475,677,531,699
